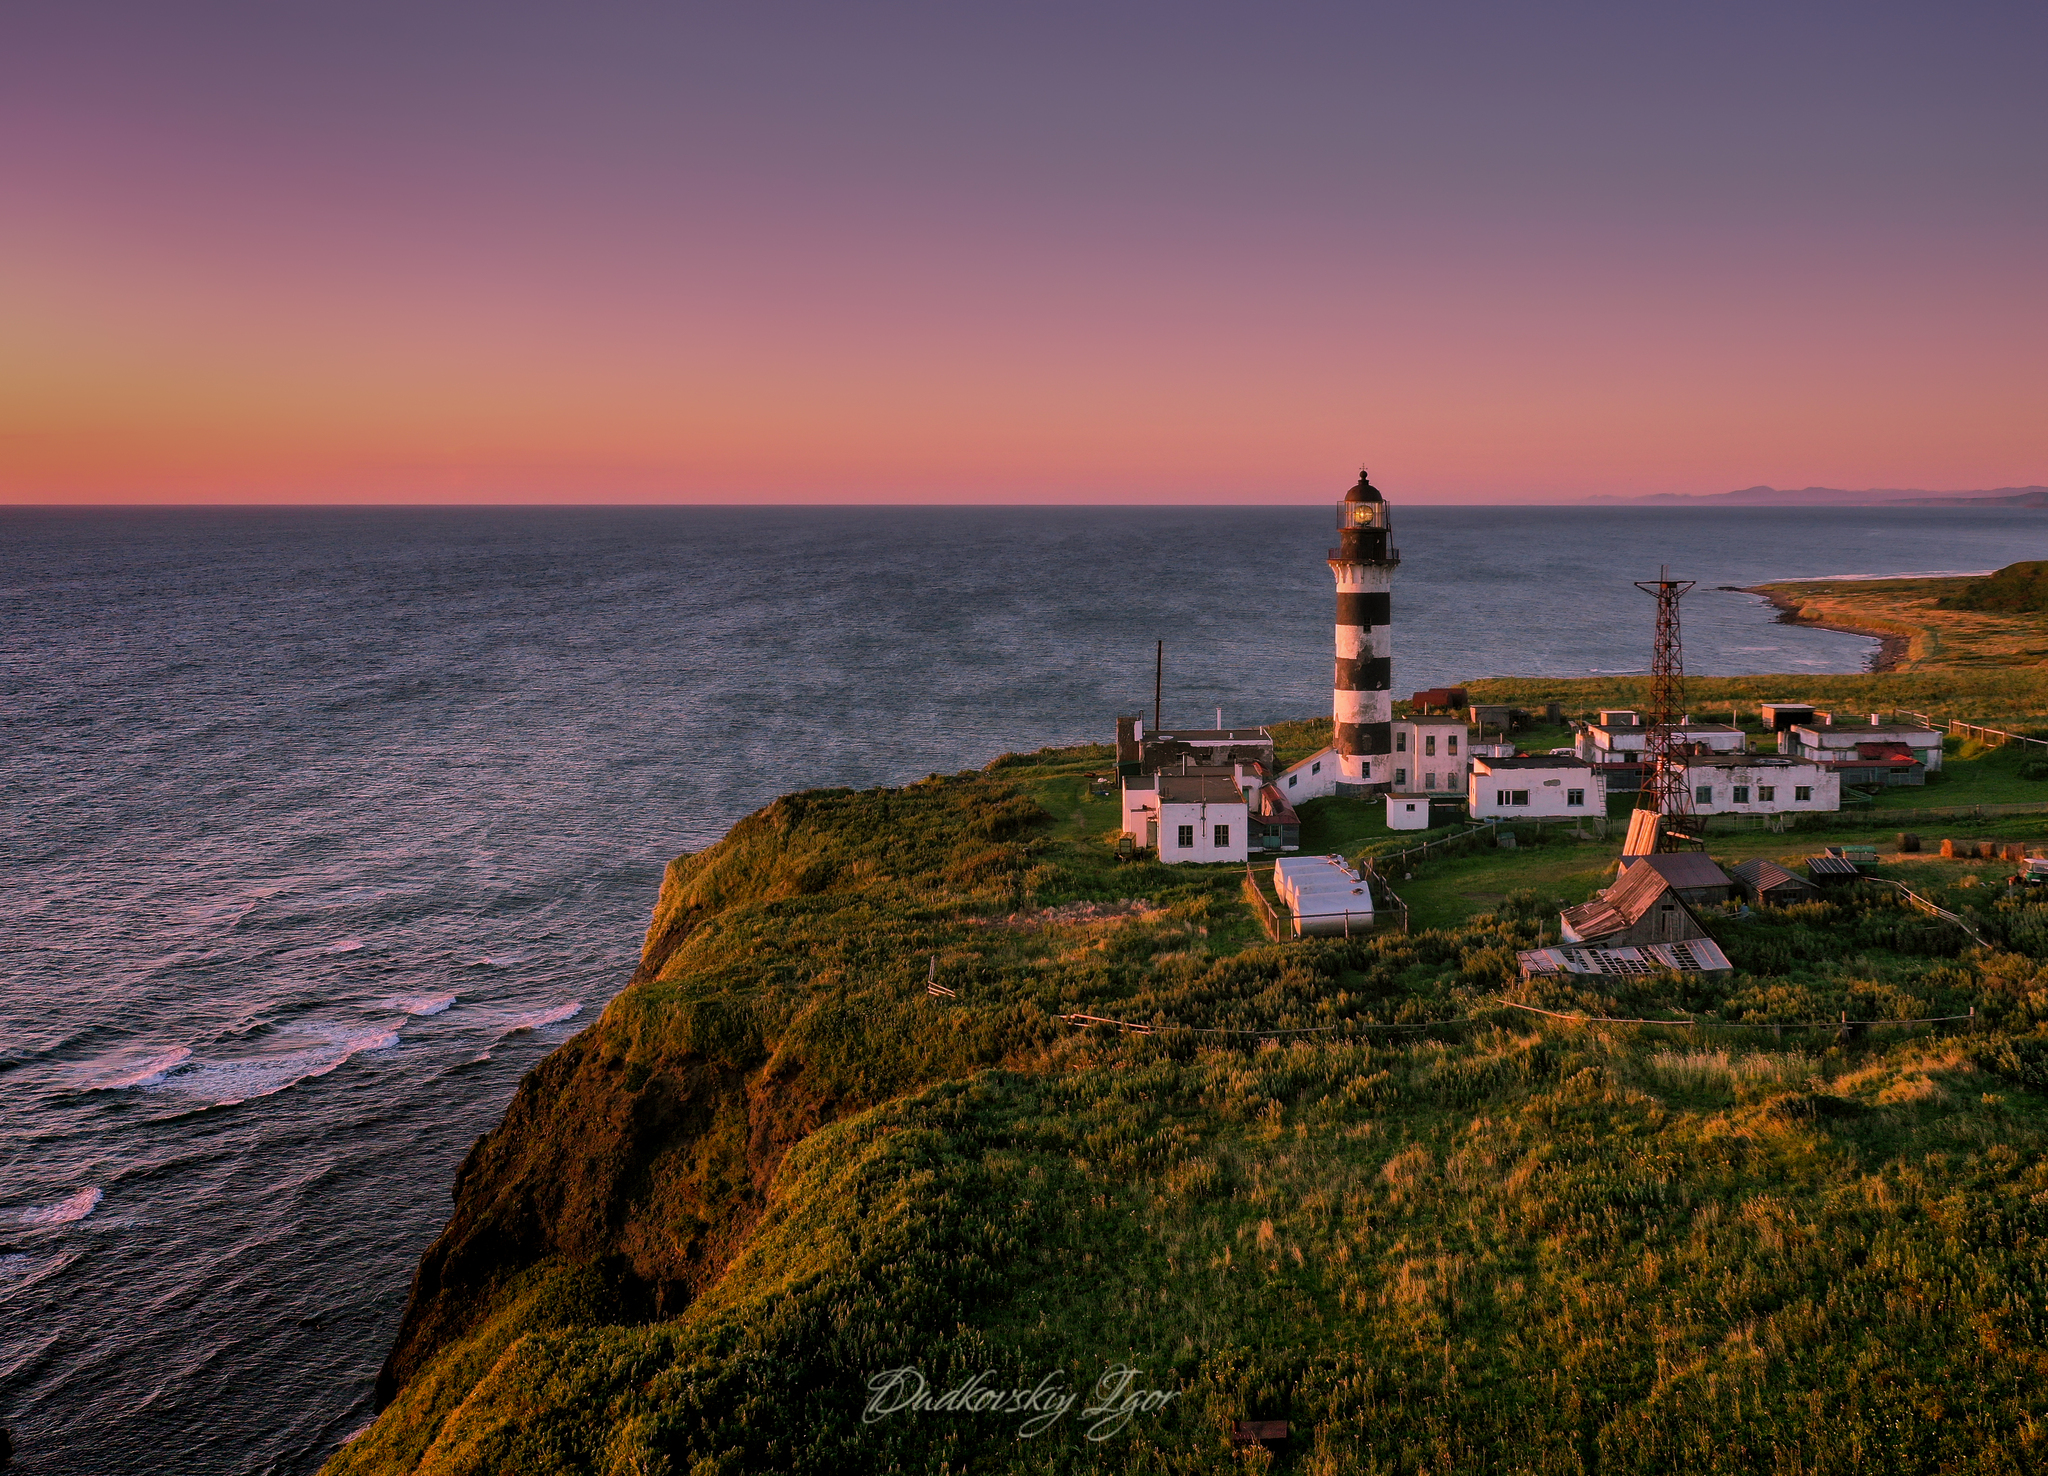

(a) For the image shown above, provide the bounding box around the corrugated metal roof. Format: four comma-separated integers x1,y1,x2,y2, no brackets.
1807,855,1861,877
1157,775,1245,804
1730,857,1815,893
1517,938,1732,977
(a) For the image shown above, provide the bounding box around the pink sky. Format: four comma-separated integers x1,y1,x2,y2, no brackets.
4,4,2043,505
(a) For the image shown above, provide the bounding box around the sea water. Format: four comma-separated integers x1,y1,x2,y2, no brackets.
1,503,2039,1473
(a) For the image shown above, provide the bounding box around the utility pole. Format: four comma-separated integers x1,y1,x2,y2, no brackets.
1154,639,1163,734
1634,567,1698,841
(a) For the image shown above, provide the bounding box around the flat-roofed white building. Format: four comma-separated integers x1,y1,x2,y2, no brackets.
1120,773,1248,863
1576,713,1747,763
1781,716,1943,771
1469,755,1603,819
1390,717,1469,797
1386,794,1433,830
1676,754,1839,814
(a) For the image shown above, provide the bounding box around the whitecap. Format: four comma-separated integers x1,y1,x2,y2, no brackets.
501,1000,581,1035
87,1045,193,1090
326,940,365,954
13,1187,102,1226
380,993,455,1017
149,1026,401,1106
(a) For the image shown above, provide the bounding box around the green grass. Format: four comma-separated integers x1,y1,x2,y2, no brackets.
330,735,2048,1476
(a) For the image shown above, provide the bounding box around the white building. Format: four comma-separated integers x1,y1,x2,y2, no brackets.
1386,794,1433,830
1469,755,1603,820
1576,710,1747,763
1275,745,1340,803
1390,717,1469,797
1781,716,1943,771
1675,754,1839,815
1120,773,1248,863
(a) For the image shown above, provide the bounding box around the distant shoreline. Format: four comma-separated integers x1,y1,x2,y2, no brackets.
1743,584,1910,672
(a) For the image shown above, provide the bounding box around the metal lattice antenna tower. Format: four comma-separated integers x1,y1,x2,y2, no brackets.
1633,566,1697,837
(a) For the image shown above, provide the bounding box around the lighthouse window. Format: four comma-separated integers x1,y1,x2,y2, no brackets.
1177,825,1194,849
1424,735,1436,756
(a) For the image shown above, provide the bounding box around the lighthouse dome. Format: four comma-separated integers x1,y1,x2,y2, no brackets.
1343,468,1384,504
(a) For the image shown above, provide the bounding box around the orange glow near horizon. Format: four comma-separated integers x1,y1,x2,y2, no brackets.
4,7,2043,505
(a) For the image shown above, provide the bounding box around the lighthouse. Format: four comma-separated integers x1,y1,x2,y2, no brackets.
1329,468,1398,790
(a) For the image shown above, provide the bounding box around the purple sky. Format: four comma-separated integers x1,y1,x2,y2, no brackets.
4,3,2043,503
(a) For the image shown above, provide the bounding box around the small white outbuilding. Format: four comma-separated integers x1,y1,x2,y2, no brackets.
1386,794,1432,830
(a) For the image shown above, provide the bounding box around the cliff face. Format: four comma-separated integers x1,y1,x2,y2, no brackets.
368,776,1047,1412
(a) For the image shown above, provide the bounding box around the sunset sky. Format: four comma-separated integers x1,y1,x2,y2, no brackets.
4,3,2043,505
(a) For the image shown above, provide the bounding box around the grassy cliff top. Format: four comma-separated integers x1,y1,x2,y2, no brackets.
330,735,2048,1476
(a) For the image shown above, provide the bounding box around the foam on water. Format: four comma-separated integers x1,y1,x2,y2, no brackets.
87,1045,195,1090
325,940,364,954
499,1000,582,1036
381,994,455,1017
13,1187,103,1227
149,1027,402,1107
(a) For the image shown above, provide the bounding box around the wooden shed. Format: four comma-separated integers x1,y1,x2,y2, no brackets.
1559,861,1710,947
1730,857,1820,906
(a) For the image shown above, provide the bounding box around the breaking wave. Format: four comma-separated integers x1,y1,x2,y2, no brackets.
14,1187,103,1227
89,1046,194,1090
381,993,455,1017
499,1000,581,1036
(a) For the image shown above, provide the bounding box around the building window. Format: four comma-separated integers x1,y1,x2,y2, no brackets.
1424,772,1437,789
1448,735,1458,755
1395,767,1407,787
1396,732,1408,752
1177,824,1194,848
1311,761,1321,774
1567,788,1584,806
1263,825,1280,838
1425,735,1437,756
1695,785,1713,803
1795,785,1812,801
1287,774,1297,787
1496,790,1510,806
1758,785,1775,801
1512,790,1530,806
1213,824,1230,848
1732,785,1750,803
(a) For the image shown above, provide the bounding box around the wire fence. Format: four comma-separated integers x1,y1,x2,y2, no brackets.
1049,1000,1982,1039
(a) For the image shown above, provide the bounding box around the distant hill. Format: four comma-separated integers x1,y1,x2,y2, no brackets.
1936,560,2048,613
1583,485,2048,507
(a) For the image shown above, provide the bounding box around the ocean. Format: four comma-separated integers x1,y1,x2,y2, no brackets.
2,503,2039,1473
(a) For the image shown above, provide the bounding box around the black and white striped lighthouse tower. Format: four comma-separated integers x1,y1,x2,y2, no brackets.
1329,468,1398,790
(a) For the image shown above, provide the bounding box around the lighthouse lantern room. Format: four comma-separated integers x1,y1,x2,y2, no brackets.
1329,468,1399,791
